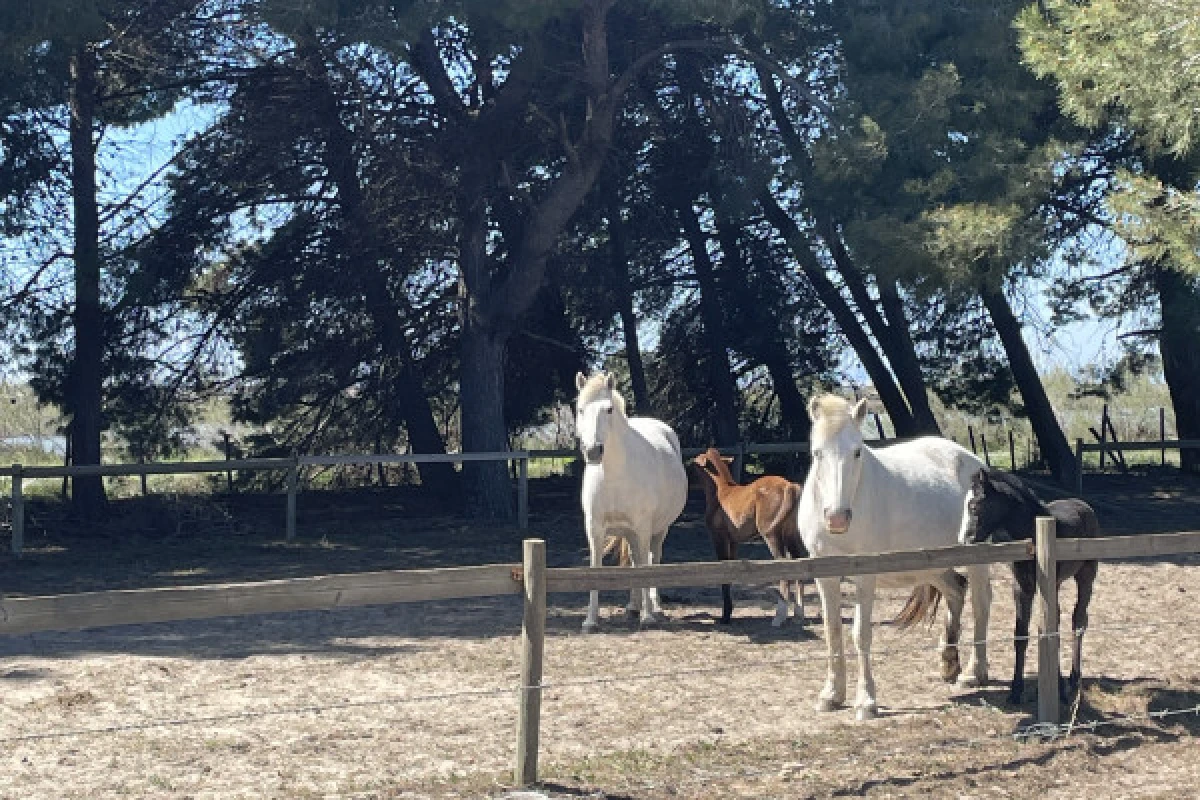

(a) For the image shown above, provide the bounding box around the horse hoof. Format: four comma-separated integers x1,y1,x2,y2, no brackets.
856,704,879,722
625,607,640,619
815,695,843,713
1007,690,1023,706
771,615,787,628
582,621,600,634
957,673,984,688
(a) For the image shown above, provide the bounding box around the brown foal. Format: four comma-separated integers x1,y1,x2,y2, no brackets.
691,448,808,626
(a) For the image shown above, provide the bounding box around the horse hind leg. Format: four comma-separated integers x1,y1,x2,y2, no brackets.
644,529,669,623
959,564,992,687
935,571,966,684
761,532,792,628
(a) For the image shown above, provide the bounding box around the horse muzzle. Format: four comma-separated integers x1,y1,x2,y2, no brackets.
825,509,852,534
582,445,604,465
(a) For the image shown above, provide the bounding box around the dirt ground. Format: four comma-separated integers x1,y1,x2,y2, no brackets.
0,469,1198,799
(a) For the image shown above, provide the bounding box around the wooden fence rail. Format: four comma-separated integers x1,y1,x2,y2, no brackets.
2,526,1199,785
1073,438,1200,493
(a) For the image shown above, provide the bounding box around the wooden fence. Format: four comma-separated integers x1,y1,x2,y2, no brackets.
1074,438,1200,493
0,442,818,555
1,522,1198,786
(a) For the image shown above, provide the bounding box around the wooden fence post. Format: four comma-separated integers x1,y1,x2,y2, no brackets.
1074,438,1084,495
517,456,529,532
515,538,546,786
285,452,299,542
1035,516,1060,726
1160,407,1167,466
223,432,234,493
11,464,23,556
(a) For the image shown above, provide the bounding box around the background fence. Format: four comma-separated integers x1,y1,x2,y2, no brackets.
4,437,1199,555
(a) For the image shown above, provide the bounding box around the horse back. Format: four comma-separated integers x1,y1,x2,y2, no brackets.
1046,498,1100,538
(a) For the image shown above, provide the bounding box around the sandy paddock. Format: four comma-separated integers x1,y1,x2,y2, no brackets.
2,555,1199,799
0,471,1198,798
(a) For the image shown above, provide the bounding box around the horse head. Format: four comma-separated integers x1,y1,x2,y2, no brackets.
960,468,1028,544
574,371,626,465
807,394,869,534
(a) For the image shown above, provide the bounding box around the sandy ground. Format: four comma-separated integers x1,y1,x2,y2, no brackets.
0,471,1198,798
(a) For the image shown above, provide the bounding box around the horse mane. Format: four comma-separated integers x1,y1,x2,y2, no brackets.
704,448,737,485
576,373,627,416
810,394,858,442
984,469,1050,516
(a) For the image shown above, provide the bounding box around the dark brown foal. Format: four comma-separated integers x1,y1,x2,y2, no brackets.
961,468,1100,705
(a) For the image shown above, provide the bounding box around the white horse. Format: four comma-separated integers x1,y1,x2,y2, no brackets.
575,371,688,631
797,394,992,720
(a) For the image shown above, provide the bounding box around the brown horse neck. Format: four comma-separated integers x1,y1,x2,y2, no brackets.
708,451,739,487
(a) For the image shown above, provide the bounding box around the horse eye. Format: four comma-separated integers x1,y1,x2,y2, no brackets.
605,407,613,415
853,448,862,459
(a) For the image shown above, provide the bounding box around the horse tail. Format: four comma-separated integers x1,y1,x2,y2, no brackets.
895,571,968,630
603,535,632,566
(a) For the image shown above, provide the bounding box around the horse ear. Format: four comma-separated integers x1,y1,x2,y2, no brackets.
604,373,615,390
575,372,587,391
852,398,869,424
807,395,822,422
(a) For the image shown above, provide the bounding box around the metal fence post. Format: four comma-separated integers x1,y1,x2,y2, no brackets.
1160,407,1167,466
517,456,529,531
11,464,23,556
733,442,745,483
1074,438,1084,495
1035,516,1060,726
515,538,546,786
285,452,299,542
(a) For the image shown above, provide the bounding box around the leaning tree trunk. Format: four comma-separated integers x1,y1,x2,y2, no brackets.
876,278,941,434
297,34,457,494
713,209,810,443
1155,266,1200,474
606,177,652,415
759,192,920,436
678,198,741,446
68,44,106,517
981,283,1079,488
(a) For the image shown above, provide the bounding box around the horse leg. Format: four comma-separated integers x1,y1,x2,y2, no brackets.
959,564,992,687
1066,561,1098,701
583,520,604,633
761,532,792,628
1009,568,1035,705
815,576,846,712
851,575,879,720
626,535,659,627
936,571,965,684
645,529,669,622
624,536,643,618
718,537,737,624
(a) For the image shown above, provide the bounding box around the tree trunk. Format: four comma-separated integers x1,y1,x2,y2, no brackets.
712,208,810,442
677,199,740,446
606,178,651,414
460,326,514,519
1155,266,1200,473
980,283,1078,488
297,35,456,493
68,44,106,517
876,278,941,434
759,191,920,435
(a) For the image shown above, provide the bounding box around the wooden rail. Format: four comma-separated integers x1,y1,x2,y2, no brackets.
1074,438,1200,493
